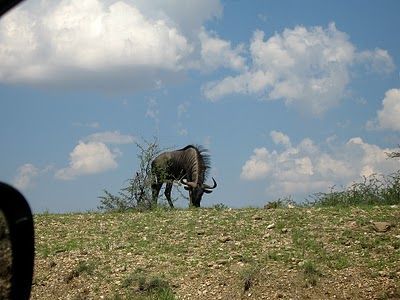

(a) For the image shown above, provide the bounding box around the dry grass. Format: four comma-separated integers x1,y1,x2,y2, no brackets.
32,206,400,299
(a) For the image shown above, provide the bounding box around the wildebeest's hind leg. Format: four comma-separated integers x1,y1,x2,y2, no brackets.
151,182,162,208
164,182,174,208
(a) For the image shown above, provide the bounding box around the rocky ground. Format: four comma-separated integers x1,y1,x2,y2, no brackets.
31,206,400,299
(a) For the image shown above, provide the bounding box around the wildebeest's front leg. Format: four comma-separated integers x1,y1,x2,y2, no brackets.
164,182,174,208
151,182,162,208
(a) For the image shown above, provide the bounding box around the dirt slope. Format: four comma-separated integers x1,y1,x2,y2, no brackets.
32,206,400,299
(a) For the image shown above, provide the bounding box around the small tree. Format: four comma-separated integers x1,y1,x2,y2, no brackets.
98,138,163,212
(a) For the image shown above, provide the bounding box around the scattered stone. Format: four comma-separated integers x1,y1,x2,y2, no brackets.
267,223,275,229
253,215,262,220
342,240,351,246
378,270,388,277
115,265,126,272
372,222,392,232
287,204,295,209
281,228,288,234
219,236,231,243
216,259,229,265
196,230,206,235
262,233,271,239
347,221,358,229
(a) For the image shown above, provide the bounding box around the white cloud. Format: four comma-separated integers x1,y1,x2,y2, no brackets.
241,148,272,180
367,88,400,131
85,130,135,144
55,130,133,180
241,131,400,200
0,0,204,89
357,48,395,74
176,101,190,136
270,130,291,148
178,127,188,136
198,28,247,72
55,141,118,180
13,163,39,190
203,70,274,101
257,13,267,22
146,97,160,126
177,101,190,118
203,23,395,116
13,164,53,190
131,0,222,37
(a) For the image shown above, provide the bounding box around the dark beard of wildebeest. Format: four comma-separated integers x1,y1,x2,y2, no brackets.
151,145,217,208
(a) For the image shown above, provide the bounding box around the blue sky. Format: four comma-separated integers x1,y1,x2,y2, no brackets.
1,0,399,212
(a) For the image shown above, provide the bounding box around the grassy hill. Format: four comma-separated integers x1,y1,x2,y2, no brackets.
32,206,400,299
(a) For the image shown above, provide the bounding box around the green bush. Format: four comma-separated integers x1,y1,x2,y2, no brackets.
265,196,296,209
307,171,400,207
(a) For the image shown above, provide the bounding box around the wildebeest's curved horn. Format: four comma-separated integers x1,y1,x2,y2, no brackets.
180,178,197,188
203,177,217,190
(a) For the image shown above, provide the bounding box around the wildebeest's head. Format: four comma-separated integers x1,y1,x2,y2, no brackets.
181,177,217,207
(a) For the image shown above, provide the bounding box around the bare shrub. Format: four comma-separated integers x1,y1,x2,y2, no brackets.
98,138,163,212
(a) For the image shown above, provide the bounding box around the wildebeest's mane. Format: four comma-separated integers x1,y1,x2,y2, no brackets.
177,144,211,179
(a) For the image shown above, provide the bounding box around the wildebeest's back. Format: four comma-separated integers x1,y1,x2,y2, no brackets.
152,146,198,182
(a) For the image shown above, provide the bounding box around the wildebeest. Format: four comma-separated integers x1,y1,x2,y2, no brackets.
151,145,217,207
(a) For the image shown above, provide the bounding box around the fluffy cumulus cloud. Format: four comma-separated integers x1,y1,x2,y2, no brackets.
367,88,400,131
13,163,40,190
13,164,53,189
203,23,395,116
241,131,399,200
0,0,221,89
1,1,394,109
357,49,395,74
270,130,291,148
55,130,134,180
198,28,247,72
131,0,222,37
241,147,271,180
55,141,119,180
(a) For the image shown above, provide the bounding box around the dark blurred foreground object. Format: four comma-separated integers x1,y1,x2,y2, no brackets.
0,182,34,300
1,2,36,297
0,0,24,16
